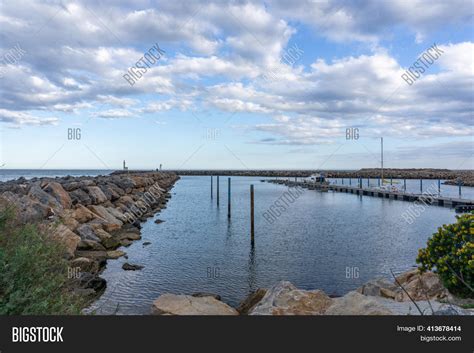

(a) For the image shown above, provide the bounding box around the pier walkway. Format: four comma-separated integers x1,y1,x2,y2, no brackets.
266,179,474,209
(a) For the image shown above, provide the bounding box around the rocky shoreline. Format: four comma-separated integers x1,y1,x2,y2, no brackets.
0,171,179,300
151,269,473,315
170,169,474,186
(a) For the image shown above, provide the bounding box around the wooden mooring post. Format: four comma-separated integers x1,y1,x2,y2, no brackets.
228,177,231,219
217,176,220,206
250,184,255,244
211,176,213,199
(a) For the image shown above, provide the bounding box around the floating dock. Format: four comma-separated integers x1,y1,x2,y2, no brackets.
266,179,474,209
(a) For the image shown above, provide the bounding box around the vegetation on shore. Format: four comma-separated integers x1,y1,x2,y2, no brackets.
0,206,84,314
417,213,474,298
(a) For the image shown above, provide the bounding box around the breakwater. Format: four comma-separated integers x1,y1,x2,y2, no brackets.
0,171,179,299
168,169,473,186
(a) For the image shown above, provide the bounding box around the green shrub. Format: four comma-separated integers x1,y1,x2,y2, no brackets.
417,213,473,298
0,207,84,314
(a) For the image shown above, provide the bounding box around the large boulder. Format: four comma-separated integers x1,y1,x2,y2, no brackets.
28,184,61,209
152,294,238,315
88,205,123,227
86,186,108,204
249,281,333,315
73,204,96,223
62,181,81,192
112,177,136,193
77,239,106,251
324,291,466,315
395,270,448,302
43,182,72,209
70,189,92,205
50,224,81,259
106,207,128,222
1,192,49,223
60,209,79,231
94,228,120,249
358,278,400,299
116,231,141,241
325,291,393,315
237,289,267,314
76,224,101,242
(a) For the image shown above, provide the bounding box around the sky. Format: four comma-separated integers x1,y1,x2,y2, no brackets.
0,0,473,170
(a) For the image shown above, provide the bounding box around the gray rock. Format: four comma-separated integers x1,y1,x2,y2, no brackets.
122,263,144,271
326,291,471,315
358,278,399,299
152,294,238,315
77,240,106,251
86,186,108,204
70,189,92,205
249,281,333,315
76,224,101,242
28,183,61,208
433,306,472,315
79,273,106,293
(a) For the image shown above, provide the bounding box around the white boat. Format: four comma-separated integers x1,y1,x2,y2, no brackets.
306,173,329,185
373,185,399,192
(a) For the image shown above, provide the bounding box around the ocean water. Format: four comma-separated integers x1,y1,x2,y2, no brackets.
0,169,114,182
87,176,460,315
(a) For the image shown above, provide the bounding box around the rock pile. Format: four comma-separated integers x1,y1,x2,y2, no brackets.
150,269,472,315
0,171,179,299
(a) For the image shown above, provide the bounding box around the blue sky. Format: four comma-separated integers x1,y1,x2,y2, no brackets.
0,0,473,170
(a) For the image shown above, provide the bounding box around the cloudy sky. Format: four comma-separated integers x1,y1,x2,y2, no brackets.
0,0,473,170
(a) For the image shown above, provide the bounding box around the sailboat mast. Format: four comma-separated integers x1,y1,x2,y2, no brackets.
381,137,384,183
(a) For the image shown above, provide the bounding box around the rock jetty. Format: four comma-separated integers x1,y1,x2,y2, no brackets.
170,169,474,186
0,171,179,299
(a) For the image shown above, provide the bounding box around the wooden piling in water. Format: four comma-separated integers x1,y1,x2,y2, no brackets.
228,177,231,219
438,179,441,194
420,179,423,193
250,184,254,243
217,176,220,206
211,176,213,199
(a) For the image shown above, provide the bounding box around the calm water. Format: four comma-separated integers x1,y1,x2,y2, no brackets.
88,176,459,315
